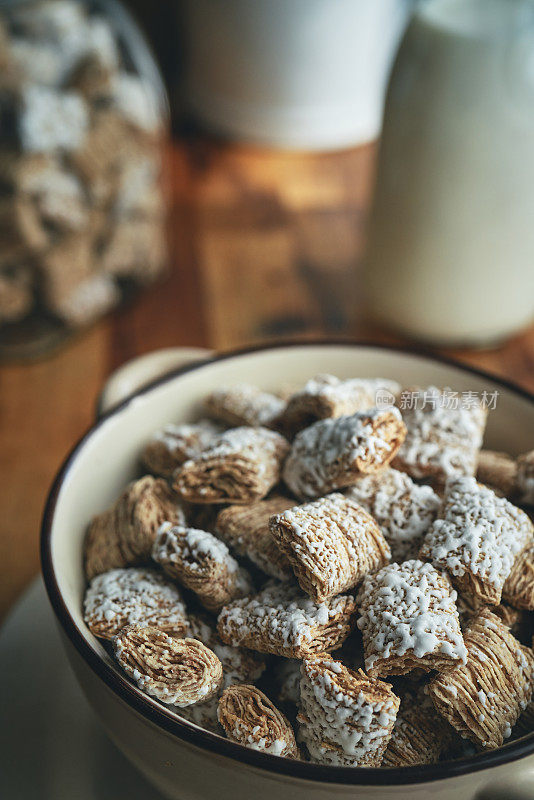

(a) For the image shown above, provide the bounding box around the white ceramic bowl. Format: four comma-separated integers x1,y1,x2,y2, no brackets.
41,342,534,800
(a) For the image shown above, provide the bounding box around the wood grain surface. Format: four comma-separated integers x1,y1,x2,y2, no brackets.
1,137,533,620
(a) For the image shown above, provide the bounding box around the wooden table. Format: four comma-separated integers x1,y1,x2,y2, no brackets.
1,136,533,621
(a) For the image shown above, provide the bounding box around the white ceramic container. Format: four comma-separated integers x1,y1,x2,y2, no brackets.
179,0,411,150
41,342,534,800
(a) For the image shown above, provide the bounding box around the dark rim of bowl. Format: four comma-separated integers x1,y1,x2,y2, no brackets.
41,339,534,786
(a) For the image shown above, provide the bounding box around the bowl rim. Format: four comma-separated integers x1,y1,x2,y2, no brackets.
41,339,534,786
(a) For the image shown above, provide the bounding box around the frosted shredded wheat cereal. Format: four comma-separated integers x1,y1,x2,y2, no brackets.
141,420,222,478
356,559,466,678
298,655,400,766
270,493,390,602
420,477,533,605
216,495,295,581
283,407,406,500
393,386,487,486
204,383,286,428
345,468,441,562
152,523,253,613
114,626,223,708
427,609,534,749
218,685,299,758
173,427,289,505
217,581,357,658
84,567,188,640
277,375,400,435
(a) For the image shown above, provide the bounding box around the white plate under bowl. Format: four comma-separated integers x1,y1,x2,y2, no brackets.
0,579,163,799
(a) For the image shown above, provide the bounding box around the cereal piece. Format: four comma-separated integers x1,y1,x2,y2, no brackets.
19,158,87,232
111,72,160,134
270,493,390,602
356,559,467,678
427,609,534,749
188,614,266,686
502,543,534,610
393,386,487,486
152,524,253,613
100,218,167,282
84,567,188,640
382,688,455,767
476,451,518,498
69,109,124,185
298,655,400,766
113,154,162,217
174,427,289,505
216,495,295,580
11,3,118,83
278,374,400,434
218,685,298,758
19,85,88,153
84,476,186,579
177,614,266,732
141,420,222,478
9,39,64,86
52,273,119,326
84,508,127,581
517,452,534,506
117,476,186,564
114,626,222,708
420,477,534,605
282,407,406,500
67,53,112,100
39,232,94,310
345,468,441,562
476,450,534,507
204,384,286,428
217,581,357,658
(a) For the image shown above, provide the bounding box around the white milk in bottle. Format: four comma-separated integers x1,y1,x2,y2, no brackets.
364,0,534,345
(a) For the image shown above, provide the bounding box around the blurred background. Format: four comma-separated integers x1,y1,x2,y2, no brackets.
0,0,533,619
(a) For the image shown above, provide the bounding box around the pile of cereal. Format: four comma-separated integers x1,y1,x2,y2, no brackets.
82,376,534,767
0,0,166,335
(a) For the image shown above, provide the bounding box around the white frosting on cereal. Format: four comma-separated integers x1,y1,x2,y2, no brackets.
356,559,467,673
9,39,63,85
111,73,160,133
292,375,400,409
421,477,533,597
182,426,285,467
283,406,403,499
299,657,399,766
218,581,353,652
346,468,440,561
54,274,119,325
155,524,237,572
395,386,487,481
206,383,285,427
20,85,88,152
84,567,186,631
